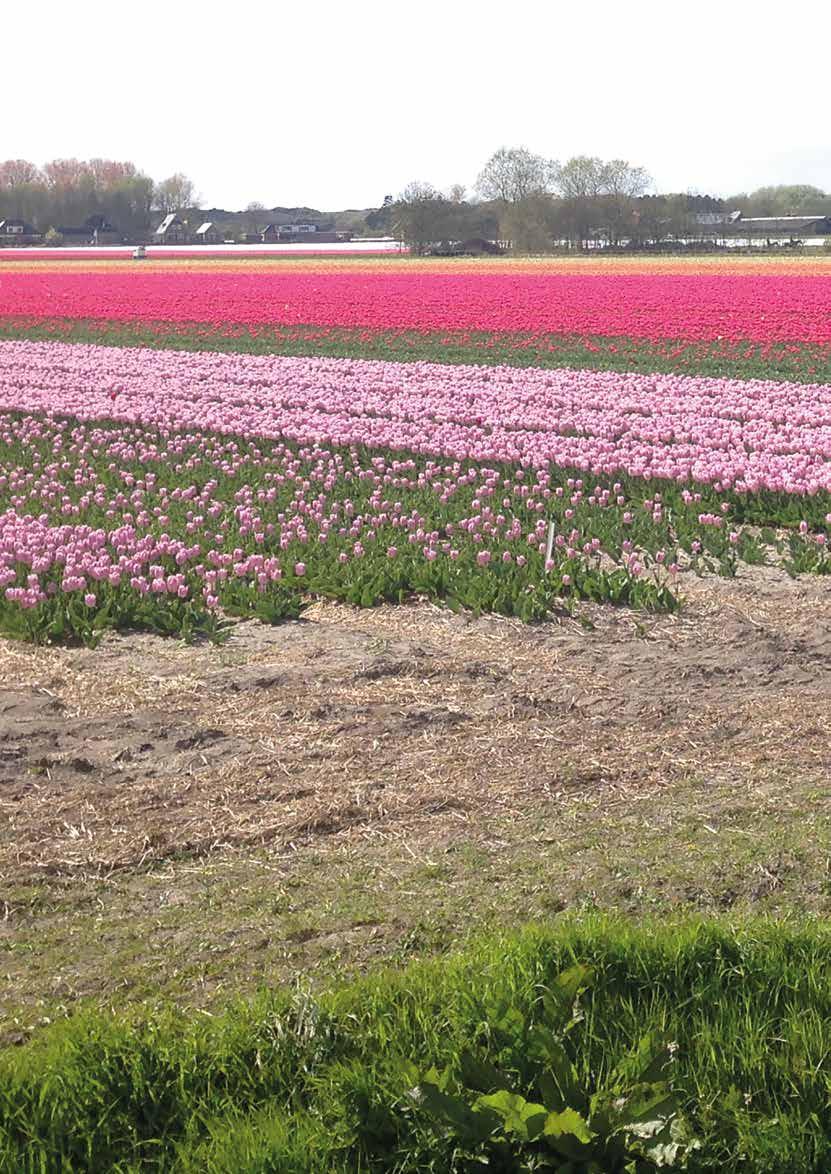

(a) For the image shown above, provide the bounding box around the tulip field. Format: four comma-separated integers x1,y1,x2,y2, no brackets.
6,253,831,1174
5,266,831,339
1,254,830,644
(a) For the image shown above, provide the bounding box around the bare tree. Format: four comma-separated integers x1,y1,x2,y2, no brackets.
0,159,42,188
600,160,652,245
87,159,139,186
401,180,439,203
42,158,94,189
602,159,651,199
553,156,652,247
154,173,198,213
448,183,467,204
244,201,266,234
553,156,608,201
476,147,556,203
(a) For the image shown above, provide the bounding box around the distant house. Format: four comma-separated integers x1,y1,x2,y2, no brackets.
258,222,351,245
276,223,319,240
84,215,121,245
0,218,40,244
276,225,351,244
57,216,121,246
0,218,30,236
57,226,94,244
194,221,222,244
154,213,190,244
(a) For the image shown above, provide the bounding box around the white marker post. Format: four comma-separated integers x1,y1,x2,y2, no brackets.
545,521,555,568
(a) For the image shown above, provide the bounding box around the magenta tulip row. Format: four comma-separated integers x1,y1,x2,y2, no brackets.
3,271,831,343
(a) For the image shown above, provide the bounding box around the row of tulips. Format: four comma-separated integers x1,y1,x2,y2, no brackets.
1,346,829,643
1,414,686,642
3,317,831,386
2,341,831,496
3,270,831,342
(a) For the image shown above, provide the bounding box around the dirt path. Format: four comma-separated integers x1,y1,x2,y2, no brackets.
3,567,830,882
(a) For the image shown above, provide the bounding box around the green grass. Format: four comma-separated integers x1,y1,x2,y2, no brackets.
4,765,830,1033
2,767,831,1170
5,919,831,1171
3,315,831,383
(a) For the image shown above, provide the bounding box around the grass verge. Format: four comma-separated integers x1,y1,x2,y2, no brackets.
5,757,831,1033
3,918,831,1171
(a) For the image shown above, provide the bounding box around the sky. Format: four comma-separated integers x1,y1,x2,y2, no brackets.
3,0,829,211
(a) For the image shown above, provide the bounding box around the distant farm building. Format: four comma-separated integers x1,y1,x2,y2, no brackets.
691,211,742,231
154,214,190,243
692,211,741,225
257,222,350,244
194,221,222,244
731,215,831,240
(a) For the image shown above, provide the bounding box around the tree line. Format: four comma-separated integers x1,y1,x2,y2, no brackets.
0,159,197,237
2,149,830,249
382,148,831,253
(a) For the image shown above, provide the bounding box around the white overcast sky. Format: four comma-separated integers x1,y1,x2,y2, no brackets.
3,0,829,211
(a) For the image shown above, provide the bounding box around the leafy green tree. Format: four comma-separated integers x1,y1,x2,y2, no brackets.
365,195,394,233
392,182,446,253
500,194,560,252
0,157,156,237
729,184,831,216
393,183,501,253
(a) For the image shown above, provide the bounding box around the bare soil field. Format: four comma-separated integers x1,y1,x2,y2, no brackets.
2,568,831,1034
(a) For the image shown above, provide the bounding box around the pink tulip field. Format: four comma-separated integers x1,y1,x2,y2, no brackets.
1,256,830,644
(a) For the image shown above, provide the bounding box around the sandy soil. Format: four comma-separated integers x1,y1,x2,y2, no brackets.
2,567,830,883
